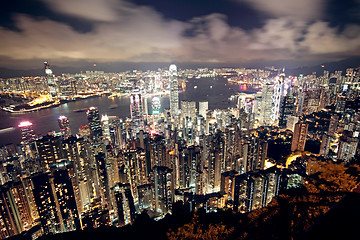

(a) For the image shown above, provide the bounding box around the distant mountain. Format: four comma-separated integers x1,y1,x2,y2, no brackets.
1,57,360,78
286,56,360,76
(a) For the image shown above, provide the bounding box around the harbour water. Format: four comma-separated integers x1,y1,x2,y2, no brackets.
0,77,258,145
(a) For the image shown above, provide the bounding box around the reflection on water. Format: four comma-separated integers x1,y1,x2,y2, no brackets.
0,77,258,145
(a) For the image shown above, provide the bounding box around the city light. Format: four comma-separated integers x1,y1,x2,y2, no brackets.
0,62,359,240
18,121,32,128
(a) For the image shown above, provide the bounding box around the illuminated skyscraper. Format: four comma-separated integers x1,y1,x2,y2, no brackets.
32,173,63,234
52,168,81,232
0,185,23,238
130,90,144,133
169,64,179,118
36,135,64,172
152,96,161,115
199,101,208,118
319,135,331,157
154,166,173,216
101,115,111,140
337,138,358,162
260,82,274,126
112,183,136,226
18,121,35,143
279,96,295,127
87,107,102,138
58,116,71,138
271,74,285,124
291,121,308,152
44,61,58,98
181,100,196,120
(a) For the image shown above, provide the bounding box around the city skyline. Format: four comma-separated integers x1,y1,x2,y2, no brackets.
0,62,359,239
0,0,360,71
0,0,360,239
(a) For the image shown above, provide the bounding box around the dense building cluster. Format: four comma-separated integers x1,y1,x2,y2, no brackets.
0,64,359,239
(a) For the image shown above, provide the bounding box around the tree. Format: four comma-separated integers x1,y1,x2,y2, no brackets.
167,215,234,240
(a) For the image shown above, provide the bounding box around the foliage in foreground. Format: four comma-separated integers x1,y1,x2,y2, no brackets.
167,158,360,240
167,215,234,240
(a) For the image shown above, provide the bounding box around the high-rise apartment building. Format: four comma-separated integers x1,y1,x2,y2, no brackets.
291,121,308,152
44,61,58,98
32,173,63,234
169,64,179,118
154,166,173,216
198,101,208,119
130,90,145,133
52,168,81,232
87,107,103,138
260,82,274,126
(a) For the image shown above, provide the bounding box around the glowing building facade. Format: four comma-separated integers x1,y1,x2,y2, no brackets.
87,107,102,138
169,64,179,118
130,90,145,134
58,116,71,138
44,61,58,98
18,121,36,143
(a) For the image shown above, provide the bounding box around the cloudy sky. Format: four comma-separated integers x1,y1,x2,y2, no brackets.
0,0,360,70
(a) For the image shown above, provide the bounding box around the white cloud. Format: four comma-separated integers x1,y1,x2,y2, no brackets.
0,0,359,69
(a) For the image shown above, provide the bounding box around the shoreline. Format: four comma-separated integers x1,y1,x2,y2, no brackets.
0,93,107,113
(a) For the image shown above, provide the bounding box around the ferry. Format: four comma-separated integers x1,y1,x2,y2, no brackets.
73,108,88,112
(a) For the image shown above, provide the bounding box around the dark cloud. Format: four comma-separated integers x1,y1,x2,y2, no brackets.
235,0,326,20
0,0,359,70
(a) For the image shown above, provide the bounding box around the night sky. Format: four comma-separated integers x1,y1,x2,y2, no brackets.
0,0,359,70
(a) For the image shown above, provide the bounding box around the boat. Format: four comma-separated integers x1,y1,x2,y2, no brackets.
73,108,88,112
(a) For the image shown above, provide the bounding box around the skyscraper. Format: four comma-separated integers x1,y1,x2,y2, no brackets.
279,96,295,127
87,107,102,138
52,168,81,232
44,61,58,98
18,121,35,143
181,100,196,120
291,121,308,152
35,135,64,172
260,82,274,126
32,173,63,234
169,64,179,118
152,96,161,115
101,115,111,140
199,101,208,119
130,90,144,133
112,183,136,226
0,184,23,238
58,116,71,138
154,166,173,216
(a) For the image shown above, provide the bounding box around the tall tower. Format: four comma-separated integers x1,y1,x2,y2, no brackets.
101,115,111,140
52,168,81,232
58,116,71,138
260,82,274,126
18,121,36,143
32,173,63,234
169,64,179,118
86,107,102,138
130,90,144,133
154,166,173,216
271,73,285,124
44,61,58,98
